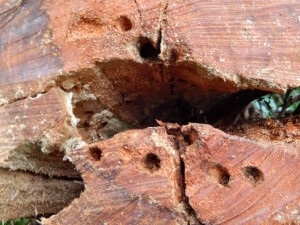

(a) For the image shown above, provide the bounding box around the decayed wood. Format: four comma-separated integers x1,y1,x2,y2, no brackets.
43,126,188,225
0,87,80,177
0,168,83,221
1,0,299,143
182,123,300,224
0,87,84,220
1,0,300,126
1,0,300,224
2,0,300,95
41,121,300,224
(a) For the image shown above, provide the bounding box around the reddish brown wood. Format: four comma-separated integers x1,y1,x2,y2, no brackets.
165,1,300,91
1,0,300,125
1,0,300,224
0,87,80,177
0,88,84,220
40,121,300,224
182,123,300,224
43,127,188,225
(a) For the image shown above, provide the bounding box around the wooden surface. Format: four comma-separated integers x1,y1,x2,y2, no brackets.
0,87,80,177
0,87,83,220
43,127,189,225
183,123,300,224
2,0,300,92
1,0,300,223
0,168,83,221
0,0,300,125
42,121,300,224
165,1,300,91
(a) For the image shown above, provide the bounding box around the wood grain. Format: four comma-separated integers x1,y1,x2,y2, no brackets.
42,121,300,224
0,168,83,221
0,87,80,177
1,0,299,108
1,0,300,223
182,123,300,224
165,0,300,91
44,127,187,225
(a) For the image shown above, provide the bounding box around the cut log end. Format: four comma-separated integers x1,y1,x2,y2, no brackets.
43,121,300,224
1,0,300,224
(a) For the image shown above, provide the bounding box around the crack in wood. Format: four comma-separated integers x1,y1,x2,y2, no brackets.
133,0,144,28
0,0,24,30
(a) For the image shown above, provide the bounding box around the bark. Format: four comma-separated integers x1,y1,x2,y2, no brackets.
0,0,300,224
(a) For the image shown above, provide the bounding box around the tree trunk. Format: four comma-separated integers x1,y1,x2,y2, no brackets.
1,0,300,224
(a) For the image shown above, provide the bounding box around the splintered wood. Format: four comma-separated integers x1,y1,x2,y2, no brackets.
1,0,300,224
1,0,300,126
0,88,84,220
0,168,83,221
0,88,80,177
43,123,300,224
182,123,300,224
44,127,187,225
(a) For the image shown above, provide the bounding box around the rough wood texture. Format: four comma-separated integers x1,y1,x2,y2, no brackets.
0,87,84,220
0,87,80,177
41,121,300,224
182,123,300,224
165,1,300,91
0,168,83,221
1,0,300,224
43,127,189,225
2,0,299,94
1,0,300,126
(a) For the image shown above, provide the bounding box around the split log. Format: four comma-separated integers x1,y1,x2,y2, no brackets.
43,121,300,224
43,126,190,225
1,0,300,122
0,87,84,220
182,122,300,224
1,0,300,224
0,87,80,177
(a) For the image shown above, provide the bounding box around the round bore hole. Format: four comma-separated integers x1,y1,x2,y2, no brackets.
208,163,231,187
143,153,161,172
116,16,133,31
242,166,264,185
183,134,193,145
89,146,102,160
138,37,160,60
